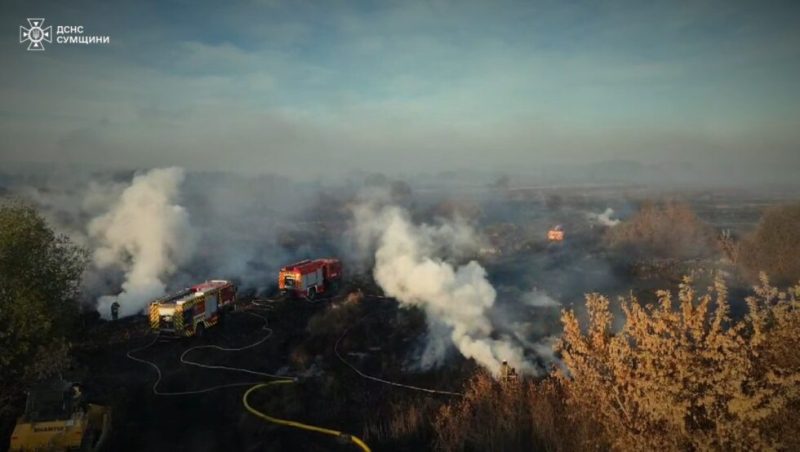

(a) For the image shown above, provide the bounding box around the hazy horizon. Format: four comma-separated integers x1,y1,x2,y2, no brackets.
1,0,799,185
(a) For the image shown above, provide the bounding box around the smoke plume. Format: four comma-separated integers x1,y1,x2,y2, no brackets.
353,198,535,376
588,207,620,227
89,167,196,318
521,289,561,308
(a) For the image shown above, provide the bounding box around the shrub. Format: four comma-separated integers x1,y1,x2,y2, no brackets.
738,202,800,285
605,201,716,260
305,291,364,339
432,370,605,452
558,275,800,451
433,371,534,452
362,397,437,445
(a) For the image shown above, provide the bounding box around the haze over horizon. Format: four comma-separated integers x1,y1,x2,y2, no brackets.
1,0,799,185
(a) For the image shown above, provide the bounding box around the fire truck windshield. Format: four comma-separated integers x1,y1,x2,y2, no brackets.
284,276,295,287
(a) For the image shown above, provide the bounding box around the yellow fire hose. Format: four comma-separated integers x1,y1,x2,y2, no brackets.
242,380,371,452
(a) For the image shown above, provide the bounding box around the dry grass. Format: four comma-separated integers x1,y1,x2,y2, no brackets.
362,397,437,445
305,291,364,339
432,370,606,452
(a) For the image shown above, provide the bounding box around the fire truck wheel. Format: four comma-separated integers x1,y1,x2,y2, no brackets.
195,322,206,339
307,287,316,300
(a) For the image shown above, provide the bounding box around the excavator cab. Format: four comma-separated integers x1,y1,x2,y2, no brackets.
8,380,111,452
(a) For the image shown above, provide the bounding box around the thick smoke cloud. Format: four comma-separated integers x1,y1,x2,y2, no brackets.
353,197,536,375
3,166,345,317
89,167,196,318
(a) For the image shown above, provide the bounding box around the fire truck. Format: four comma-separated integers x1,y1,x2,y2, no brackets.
547,225,565,242
279,258,342,299
149,280,236,337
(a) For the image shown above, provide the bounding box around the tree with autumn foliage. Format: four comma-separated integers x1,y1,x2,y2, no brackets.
557,274,800,451
738,202,800,285
605,201,716,260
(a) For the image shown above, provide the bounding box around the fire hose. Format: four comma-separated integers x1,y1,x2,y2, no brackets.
334,314,463,397
242,380,371,452
126,309,282,396
127,304,372,450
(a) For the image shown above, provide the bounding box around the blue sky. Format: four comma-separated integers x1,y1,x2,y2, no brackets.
1,0,799,180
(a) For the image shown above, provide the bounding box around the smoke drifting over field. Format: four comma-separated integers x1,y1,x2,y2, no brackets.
3,164,653,371
521,290,561,308
588,207,620,227
89,168,196,318
352,196,537,375
1,166,347,317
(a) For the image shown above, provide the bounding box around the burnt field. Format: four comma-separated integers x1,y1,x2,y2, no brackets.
53,184,792,451
3,176,799,452
70,289,472,452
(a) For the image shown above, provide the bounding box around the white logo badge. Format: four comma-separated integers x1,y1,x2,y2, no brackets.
20,18,52,51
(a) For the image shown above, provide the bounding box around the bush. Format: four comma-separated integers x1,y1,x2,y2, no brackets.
435,274,800,451
558,275,800,451
738,202,800,285
305,291,364,339
605,201,716,260
362,397,437,446
433,370,605,452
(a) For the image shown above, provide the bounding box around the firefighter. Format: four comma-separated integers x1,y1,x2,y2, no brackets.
70,384,85,413
500,361,518,383
111,301,120,321
500,361,510,380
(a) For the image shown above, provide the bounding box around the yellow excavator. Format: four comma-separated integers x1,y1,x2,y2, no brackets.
8,380,111,451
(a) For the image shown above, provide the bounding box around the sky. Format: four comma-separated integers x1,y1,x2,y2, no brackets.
1,0,799,182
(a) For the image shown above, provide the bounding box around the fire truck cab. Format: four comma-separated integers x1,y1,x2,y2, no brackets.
279,258,342,299
149,280,236,337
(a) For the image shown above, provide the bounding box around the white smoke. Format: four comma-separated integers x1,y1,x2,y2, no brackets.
588,207,620,227
353,198,535,376
89,167,196,318
521,289,561,308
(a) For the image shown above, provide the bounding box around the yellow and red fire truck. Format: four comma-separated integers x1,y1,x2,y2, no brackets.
149,280,236,337
278,258,342,299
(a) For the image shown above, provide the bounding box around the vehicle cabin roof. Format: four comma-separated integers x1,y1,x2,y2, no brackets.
281,259,337,273
154,280,231,305
191,280,231,293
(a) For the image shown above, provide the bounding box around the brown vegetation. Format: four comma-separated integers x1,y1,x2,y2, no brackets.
363,397,437,445
559,274,800,450
305,291,364,339
433,275,800,451
605,201,716,260
433,371,605,452
738,202,800,285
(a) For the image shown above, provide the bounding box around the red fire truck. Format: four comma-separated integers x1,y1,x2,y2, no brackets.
278,258,342,299
149,280,236,337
